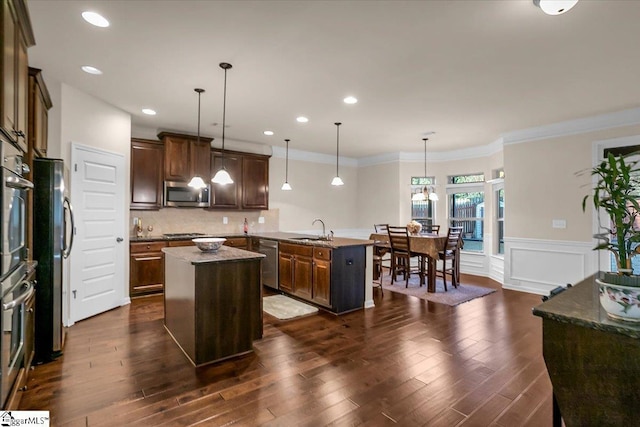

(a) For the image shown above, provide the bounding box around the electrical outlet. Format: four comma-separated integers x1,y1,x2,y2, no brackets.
258,216,265,224
552,219,566,229
223,216,228,224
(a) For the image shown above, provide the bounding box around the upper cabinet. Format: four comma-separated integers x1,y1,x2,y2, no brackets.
1,0,34,152
159,131,212,183
130,138,164,210
210,150,270,211
28,67,52,158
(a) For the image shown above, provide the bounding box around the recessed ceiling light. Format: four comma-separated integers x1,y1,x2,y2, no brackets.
343,96,358,104
263,130,274,136
81,11,110,28
142,108,156,116
296,116,309,123
81,65,103,75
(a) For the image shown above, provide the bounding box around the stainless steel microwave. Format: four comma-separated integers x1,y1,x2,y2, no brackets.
164,181,210,207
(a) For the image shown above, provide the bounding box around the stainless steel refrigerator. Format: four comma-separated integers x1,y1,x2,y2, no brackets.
33,158,74,363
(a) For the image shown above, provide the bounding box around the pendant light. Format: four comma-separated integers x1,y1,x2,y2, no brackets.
188,88,207,189
331,122,344,186
412,138,438,201
212,62,234,185
533,0,579,15
281,139,292,190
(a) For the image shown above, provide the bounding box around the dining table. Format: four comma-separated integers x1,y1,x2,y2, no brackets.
369,232,448,293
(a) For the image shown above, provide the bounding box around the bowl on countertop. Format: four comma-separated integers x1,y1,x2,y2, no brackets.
192,237,226,252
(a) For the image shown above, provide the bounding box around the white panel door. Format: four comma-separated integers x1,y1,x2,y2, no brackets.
70,143,126,322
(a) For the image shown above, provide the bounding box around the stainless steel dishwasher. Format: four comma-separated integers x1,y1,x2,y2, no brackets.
257,239,278,289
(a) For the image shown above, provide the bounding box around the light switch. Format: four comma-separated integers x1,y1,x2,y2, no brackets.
223,217,228,224
258,216,265,224
552,219,566,229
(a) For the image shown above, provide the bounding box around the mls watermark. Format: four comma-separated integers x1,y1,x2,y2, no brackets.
0,411,49,426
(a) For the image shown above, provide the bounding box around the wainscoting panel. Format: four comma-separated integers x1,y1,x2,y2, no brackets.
504,238,597,295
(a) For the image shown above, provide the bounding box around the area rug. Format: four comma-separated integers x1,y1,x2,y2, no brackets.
379,273,496,306
263,294,319,320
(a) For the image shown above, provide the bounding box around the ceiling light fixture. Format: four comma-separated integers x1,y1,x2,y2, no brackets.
81,65,103,75
281,139,292,191
296,116,309,123
142,108,156,116
331,122,344,186
533,0,579,15
412,137,438,202
81,11,110,27
263,130,274,136
188,88,207,189
212,63,234,185
343,96,358,104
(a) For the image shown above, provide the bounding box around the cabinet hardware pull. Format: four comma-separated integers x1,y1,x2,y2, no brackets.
137,256,162,261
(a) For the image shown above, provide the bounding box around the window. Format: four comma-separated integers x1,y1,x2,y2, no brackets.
496,187,504,255
411,176,435,228
448,174,484,252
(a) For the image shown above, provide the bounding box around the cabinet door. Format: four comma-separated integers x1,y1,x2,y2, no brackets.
2,0,16,134
130,251,165,297
293,255,313,300
164,136,190,181
313,258,331,307
15,27,27,151
131,139,164,210
278,253,293,292
190,139,211,180
242,155,269,210
210,151,241,209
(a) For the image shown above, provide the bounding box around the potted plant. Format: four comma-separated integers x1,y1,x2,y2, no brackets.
583,152,640,321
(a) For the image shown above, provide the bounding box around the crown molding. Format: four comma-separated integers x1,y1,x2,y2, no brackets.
503,107,640,146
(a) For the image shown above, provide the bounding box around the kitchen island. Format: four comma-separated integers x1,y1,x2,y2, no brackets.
162,245,265,367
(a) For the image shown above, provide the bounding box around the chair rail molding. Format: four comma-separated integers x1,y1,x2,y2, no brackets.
503,237,597,295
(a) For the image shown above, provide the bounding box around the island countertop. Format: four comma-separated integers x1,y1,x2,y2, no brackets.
532,273,640,340
162,245,265,264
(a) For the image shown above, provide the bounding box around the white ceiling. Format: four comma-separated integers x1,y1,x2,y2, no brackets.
26,0,640,158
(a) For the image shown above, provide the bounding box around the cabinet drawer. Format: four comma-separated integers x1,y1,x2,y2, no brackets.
130,241,167,253
168,239,195,247
313,247,331,261
280,242,313,257
224,237,248,248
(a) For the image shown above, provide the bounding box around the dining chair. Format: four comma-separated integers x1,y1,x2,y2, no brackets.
436,226,464,291
372,253,384,296
422,224,441,235
373,223,391,276
387,226,423,287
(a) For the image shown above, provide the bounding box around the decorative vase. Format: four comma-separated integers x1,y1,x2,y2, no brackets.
596,276,640,322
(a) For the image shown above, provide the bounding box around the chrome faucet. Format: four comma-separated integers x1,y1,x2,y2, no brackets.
312,218,326,239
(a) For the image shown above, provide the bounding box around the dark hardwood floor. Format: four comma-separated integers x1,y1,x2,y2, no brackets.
19,275,553,426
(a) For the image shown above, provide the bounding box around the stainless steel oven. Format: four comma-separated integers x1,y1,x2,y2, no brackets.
0,265,34,406
1,138,32,279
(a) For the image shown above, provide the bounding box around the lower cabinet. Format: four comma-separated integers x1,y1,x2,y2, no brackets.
279,243,332,309
130,241,167,297
224,236,249,250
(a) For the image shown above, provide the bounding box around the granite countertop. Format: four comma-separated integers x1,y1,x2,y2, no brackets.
532,273,640,339
162,245,265,265
132,231,373,248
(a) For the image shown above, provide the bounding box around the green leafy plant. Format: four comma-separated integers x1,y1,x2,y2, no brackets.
583,153,640,275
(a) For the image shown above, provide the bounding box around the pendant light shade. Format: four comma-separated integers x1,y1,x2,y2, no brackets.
413,137,438,202
212,62,234,185
331,122,344,186
188,88,207,189
533,0,579,15
281,138,292,191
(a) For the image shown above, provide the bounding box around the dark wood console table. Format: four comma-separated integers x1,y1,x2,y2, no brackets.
533,274,640,426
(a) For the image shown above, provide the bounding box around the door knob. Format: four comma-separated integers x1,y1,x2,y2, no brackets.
116,237,124,242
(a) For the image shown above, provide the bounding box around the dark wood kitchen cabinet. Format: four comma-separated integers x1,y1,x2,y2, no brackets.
28,67,51,158
1,0,34,152
210,149,270,210
279,243,364,313
130,241,167,297
130,138,164,210
159,131,212,183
